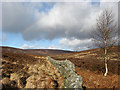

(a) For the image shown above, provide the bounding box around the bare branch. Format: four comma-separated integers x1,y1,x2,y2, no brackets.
91,9,117,51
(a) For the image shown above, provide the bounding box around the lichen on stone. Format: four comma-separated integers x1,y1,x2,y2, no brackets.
47,56,83,88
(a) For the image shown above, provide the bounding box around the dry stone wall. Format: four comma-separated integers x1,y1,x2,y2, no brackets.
47,56,83,88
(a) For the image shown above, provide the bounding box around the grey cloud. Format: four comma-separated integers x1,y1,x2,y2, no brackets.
2,2,99,40
2,2,35,33
21,2,100,41
2,2,118,42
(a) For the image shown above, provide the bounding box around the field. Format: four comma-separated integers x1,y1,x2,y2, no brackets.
51,46,119,88
1,46,119,88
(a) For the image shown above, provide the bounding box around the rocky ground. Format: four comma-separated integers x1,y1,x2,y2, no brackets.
1,53,83,89
1,54,64,89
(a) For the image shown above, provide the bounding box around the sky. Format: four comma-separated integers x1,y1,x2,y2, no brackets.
0,0,119,51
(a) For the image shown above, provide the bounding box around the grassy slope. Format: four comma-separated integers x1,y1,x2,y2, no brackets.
51,46,119,88
1,46,119,88
51,46,119,74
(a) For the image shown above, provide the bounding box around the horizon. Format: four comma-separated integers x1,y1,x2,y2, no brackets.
1,45,73,51
1,1,118,51
1,45,91,51
1,45,119,52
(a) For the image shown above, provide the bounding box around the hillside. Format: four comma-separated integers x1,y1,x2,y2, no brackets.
1,46,119,88
1,46,73,56
52,46,119,74
51,46,119,88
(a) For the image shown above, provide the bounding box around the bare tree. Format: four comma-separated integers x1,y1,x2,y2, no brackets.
91,9,117,76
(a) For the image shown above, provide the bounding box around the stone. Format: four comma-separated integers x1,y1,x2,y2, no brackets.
10,73,27,88
47,56,83,88
10,73,19,81
3,57,64,89
2,78,11,85
25,59,64,88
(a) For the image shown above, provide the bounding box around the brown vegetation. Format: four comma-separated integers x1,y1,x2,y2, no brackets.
1,46,119,88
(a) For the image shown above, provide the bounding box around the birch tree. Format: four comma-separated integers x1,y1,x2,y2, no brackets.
91,9,117,76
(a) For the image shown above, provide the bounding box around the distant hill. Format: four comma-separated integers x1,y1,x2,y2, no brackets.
0,46,74,56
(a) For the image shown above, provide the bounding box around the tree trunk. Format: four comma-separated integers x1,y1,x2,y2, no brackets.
104,42,108,76
104,60,108,76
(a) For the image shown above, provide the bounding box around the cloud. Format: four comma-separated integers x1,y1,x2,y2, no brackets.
48,45,62,49
2,2,118,50
59,38,92,50
1,0,92,2
3,3,33,33
21,44,35,49
0,3,2,29
100,0,119,2
1,0,119,2
3,2,117,41
22,2,100,41
1,0,32,2
2,2,44,33
21,44,46,49
21,43,62,50
3,2,100,41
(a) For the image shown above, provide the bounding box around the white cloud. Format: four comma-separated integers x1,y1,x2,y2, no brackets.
100,0,119,2
21,44,35,49
1,0,92,2
1,0,32,2
3,2,118,41
1,0,119,2
21,44,46,49
21,43,63,50
23,2,117,41
2,2,118,50
48,45,62,49
100,2,118,21
21,2,100,41
59,38,92,50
